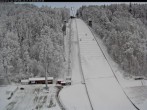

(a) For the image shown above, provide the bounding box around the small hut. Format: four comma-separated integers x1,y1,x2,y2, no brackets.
56,78,63,84
88,18,92,27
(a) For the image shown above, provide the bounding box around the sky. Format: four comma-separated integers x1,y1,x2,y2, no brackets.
16,2,147,16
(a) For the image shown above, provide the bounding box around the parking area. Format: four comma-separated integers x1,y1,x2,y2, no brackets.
0,84,62,110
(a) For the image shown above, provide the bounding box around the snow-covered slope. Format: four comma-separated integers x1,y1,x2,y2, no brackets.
76,18,137,110
88,20,147,110
59,18,139,110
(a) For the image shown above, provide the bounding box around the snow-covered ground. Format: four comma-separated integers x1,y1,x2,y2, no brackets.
0,85,18,110
59,18,147,110
89,22,147,110
0,84,61,110
59,85,91,110
76,18,137,110
60,18,145,110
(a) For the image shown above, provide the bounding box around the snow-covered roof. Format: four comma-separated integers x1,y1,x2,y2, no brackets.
21,79,29,83
29,77,53,81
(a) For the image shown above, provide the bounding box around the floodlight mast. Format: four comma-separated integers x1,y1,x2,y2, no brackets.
44,45,48,90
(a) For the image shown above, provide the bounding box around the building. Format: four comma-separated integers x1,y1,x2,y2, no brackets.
66,80,71,85
21,79,29,85
29,77,53,84
61,81,66,86
66,76,71,85
56,78,63,84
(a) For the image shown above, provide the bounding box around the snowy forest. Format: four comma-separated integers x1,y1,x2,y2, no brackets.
77,4,147,77
0,3,70,83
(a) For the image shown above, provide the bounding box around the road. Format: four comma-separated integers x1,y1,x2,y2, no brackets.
59,18,138,110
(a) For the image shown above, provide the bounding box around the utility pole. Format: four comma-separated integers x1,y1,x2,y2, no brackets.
144,40,146,75
44,45,48,90
62,20,67,62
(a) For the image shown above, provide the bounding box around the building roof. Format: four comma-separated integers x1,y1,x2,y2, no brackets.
21,79,29,83
29,77,53,81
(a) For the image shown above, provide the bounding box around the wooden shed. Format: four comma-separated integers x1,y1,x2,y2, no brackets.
89,20,92,27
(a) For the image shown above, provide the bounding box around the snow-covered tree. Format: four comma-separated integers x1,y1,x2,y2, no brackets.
0,3,70,83
78,4,147,77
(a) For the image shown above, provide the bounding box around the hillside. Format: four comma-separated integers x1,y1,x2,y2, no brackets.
77,4,147,77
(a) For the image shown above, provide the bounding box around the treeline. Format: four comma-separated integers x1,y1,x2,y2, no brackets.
77,4,147,77
0,3,70,83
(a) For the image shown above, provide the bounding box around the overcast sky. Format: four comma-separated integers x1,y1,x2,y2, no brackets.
16,2,147,16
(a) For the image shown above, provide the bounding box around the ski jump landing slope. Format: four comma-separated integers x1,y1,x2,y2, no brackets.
77,19,136,110
59,18,137,110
